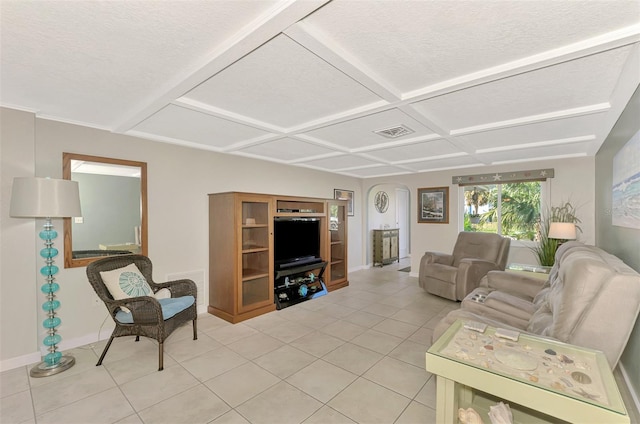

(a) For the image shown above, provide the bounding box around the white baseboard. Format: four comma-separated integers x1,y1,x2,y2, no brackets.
0,327,115,372
0,351,41,372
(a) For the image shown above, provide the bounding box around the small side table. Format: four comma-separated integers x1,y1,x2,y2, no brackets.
426,320,629,423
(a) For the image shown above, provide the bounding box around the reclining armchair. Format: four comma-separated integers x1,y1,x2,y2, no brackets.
419,232,511,301
86,255,198,371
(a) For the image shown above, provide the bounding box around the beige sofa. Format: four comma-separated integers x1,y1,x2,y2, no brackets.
419,232,511,301
433,241,640,368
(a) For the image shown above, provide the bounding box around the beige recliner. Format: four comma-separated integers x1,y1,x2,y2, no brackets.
419,232,511,301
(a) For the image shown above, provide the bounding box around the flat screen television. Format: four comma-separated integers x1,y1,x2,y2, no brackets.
274,218,322,269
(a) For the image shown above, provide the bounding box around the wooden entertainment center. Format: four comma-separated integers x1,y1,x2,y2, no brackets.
208,192,348,323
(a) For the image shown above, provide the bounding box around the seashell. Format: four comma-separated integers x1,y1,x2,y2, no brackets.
560,377,574,387
574,361,588,370
529,375,539,382
558,354,574,364
551,381,565,391
488,402,513,424
481,360,489,368
469,333,477,340
523,344,532,350
455,350,470,360
458,407,485,424
484,345,494,351
545,348,557,355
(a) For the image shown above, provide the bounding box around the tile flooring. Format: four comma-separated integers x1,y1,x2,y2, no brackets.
1,259,463,424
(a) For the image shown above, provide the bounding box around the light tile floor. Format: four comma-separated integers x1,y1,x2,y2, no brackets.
3,259,640,423
2,259,462,424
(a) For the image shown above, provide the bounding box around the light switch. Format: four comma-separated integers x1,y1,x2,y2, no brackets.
74,217,84,224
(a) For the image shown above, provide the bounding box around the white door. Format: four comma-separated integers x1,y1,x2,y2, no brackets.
395,188,409,258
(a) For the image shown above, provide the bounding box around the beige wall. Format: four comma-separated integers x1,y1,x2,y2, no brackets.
0,110,363,368
1,108,39,367
595,86,640,399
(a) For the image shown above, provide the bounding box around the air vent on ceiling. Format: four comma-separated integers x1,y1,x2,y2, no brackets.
373,124,414,139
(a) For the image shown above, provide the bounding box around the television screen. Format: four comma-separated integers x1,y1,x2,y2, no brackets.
274,218,321,269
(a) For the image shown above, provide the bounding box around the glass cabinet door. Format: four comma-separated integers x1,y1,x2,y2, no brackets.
239,197,272,312
327,200,348,288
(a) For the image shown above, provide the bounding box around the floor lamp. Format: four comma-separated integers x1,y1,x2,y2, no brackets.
10,177,82,377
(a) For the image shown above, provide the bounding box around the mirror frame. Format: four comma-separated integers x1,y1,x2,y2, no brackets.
63,152,148,268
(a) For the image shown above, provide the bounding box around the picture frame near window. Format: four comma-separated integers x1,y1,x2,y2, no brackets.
418,187,449,224
334,189,354,216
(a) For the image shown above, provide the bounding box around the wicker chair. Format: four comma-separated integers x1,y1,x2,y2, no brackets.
86,255,197,371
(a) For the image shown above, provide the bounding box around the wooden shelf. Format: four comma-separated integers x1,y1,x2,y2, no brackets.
242,269,269,281
242,247,268,253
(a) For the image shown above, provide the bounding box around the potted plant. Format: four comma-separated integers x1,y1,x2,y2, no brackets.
531,201,581,267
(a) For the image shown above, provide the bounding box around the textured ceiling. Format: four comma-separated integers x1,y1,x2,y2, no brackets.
1,0,639,178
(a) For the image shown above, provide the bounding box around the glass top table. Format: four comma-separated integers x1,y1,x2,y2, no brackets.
426,320,629,423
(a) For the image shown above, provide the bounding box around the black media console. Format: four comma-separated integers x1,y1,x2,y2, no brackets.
274,261,328,310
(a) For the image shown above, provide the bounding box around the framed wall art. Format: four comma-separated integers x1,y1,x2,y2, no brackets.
418,187,449,224
334,189,354,216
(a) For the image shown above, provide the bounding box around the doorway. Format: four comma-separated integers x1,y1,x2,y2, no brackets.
396,188,409,258
367,184,411,266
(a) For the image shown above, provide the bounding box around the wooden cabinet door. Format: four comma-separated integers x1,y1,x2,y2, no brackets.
326,199,348,290
238,195,274,313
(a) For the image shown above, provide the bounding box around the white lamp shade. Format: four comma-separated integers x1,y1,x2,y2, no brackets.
548,222,577,240
10,177,81,218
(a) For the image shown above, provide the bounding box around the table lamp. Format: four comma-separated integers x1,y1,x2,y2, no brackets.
10,177,81,377
548,222,577,241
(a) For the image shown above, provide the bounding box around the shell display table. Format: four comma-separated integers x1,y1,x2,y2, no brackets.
426,320,629,423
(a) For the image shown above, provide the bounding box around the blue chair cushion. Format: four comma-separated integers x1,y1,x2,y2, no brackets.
115,295,195,324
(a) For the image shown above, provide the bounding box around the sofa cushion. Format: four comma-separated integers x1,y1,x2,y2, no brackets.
452,232,505,267
115,295,195,324
427,263,457,283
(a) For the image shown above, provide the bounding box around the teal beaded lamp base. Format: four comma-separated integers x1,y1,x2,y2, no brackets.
30,217,75,378
30,355,75,377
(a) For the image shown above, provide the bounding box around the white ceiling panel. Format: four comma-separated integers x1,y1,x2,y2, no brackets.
236,138,340,162
2,1,638,178
303,108,437,149
411,47,632,131
182,34,382,128
0,0,281,128
361,139,461,163
458,114,606,152
303,0,640,93
131,105,272,148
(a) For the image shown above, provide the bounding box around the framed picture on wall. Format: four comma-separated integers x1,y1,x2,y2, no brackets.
417,187,449,224
334,189,354,216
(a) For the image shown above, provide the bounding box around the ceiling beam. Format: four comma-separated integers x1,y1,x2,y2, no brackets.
113,0,331,133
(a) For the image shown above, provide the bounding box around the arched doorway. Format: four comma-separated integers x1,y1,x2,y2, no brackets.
366,183,411,266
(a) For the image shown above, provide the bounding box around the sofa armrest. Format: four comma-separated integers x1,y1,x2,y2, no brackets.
484,270,547,300
455,258,502,300
422,251,453,266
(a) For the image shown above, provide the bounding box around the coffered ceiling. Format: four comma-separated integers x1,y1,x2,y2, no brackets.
2,0,639,178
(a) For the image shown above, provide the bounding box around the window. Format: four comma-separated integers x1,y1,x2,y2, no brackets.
463,181,543,241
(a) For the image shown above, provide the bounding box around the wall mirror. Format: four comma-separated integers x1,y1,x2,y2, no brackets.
63,152,147,268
